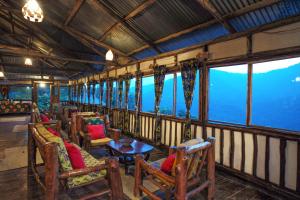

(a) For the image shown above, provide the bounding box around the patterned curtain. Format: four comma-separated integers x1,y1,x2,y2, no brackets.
0,86,9,99
76,84,80,103
80,84,84,104
68,85,71,102
87,82,91,106
124,74,132,132
180,59,199,141
118,77,124,129
134,71,142,137
99,80,104,106
108,79,113,121
153,65,167,144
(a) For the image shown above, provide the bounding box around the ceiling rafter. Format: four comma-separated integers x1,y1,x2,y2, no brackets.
64,0,85,26
127,0,281,56
195,0,236,33
0,43,106,65
98,0,156,41
92,0,161,54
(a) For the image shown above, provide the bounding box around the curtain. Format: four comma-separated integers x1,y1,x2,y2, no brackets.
153,65,167,144
134,71,142,137
87,82,91,105
0,86,9,99
124,74,132,132
108,79,113,122
180,59,199,141
99,80,104,106
118,77,124,129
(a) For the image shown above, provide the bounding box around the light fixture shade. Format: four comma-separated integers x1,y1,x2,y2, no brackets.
0,72,4,77
25,58,32,66
106,49,114,61
39,82,46,88
22,0,44,22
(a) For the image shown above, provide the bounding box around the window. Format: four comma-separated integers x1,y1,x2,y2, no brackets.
251,58,300,132
37,83,50,111
60,86,69,102
112,81,118,108
128,78,136,110
142,76,155,112
176,70,200,119
160,74,174,115
95,83,100,104
208,64,248,124
102,82,107,106
9,86,32,100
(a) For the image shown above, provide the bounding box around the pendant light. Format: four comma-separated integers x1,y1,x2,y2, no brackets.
22,0,44,22
106,33,114,61
25,58,32,66
105,49,114,61
0,71,4,78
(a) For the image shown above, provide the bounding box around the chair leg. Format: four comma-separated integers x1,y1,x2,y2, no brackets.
134,155,143,197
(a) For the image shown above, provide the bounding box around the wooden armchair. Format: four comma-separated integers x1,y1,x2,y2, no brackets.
28,123,124,200
78,116,121,152
31,102,55,123
134,137,215,200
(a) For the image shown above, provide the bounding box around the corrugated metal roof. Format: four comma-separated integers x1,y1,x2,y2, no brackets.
99,0,144,18
229,0,300,32
70,0,117,38
104,24,146,53
133,48,158,60
127,0,214,41
40,0,74,24
210,0,261,16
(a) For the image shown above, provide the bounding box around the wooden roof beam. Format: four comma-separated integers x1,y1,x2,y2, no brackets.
127,0,281,56
0,44,106,65
195,0,236,33
92,0,161,54
64,0,85,26
99,0,156,41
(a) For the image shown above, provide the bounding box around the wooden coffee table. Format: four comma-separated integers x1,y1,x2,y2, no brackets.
106,139,154,175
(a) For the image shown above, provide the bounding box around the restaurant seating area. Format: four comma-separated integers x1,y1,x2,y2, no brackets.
0,0,300,200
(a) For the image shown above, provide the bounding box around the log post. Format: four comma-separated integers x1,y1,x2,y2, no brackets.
207,137,216,200
175,147,187,200
107,157,124,200
27,123,36,175
134,154,143,197
44,142,59,200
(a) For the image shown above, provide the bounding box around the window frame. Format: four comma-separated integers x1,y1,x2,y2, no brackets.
8,85,32,101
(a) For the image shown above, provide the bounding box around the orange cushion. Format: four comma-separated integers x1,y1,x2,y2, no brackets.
161,154,176,174
87,124,105,140
64,141,86,169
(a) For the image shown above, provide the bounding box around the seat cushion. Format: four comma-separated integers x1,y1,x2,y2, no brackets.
40,114,50,122
90,137,112,146
67,146,107,188
87,124,105,140
47,127,61,137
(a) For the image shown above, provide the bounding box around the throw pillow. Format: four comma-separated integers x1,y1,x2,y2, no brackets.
161,154,176,174
64,141,86,169
87,124,105,140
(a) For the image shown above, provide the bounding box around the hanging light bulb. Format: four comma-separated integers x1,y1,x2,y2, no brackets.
39,82,46,88
0,71,4,78
22,0,44,22
105,49,114,61
25,58,32,66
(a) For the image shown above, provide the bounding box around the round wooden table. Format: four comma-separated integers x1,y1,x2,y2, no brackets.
106,139,154,175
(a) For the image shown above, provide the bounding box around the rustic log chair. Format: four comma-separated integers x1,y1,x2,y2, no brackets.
134,137,215,200
69,112,96,144
78,116,121,152
28,122,124,200
31,102,55,123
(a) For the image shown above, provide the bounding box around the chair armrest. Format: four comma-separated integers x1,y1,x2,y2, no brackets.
59,164,107,179
136,155,175,185
107,128,121,141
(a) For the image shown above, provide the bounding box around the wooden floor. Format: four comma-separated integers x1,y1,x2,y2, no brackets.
0,115,283,200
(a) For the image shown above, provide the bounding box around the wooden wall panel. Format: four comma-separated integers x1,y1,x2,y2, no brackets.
256,135,266,179
223,130,231,167
269,138,280,185
214,128,221,163
196,125,203,139
285,141,298,190
208,37,247,60
233,131,242,171
177,123,182,145
161,119,166,144
253,22,300,53
244,133,254,175
178,48,203,62
207,127,213,138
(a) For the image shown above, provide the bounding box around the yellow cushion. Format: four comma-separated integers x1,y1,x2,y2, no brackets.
90,137,112,146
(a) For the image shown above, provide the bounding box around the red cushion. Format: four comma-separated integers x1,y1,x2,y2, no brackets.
161,154,176,174
64,141,86,169
47,127,61,137
87,124,105,140
40,114,50,122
